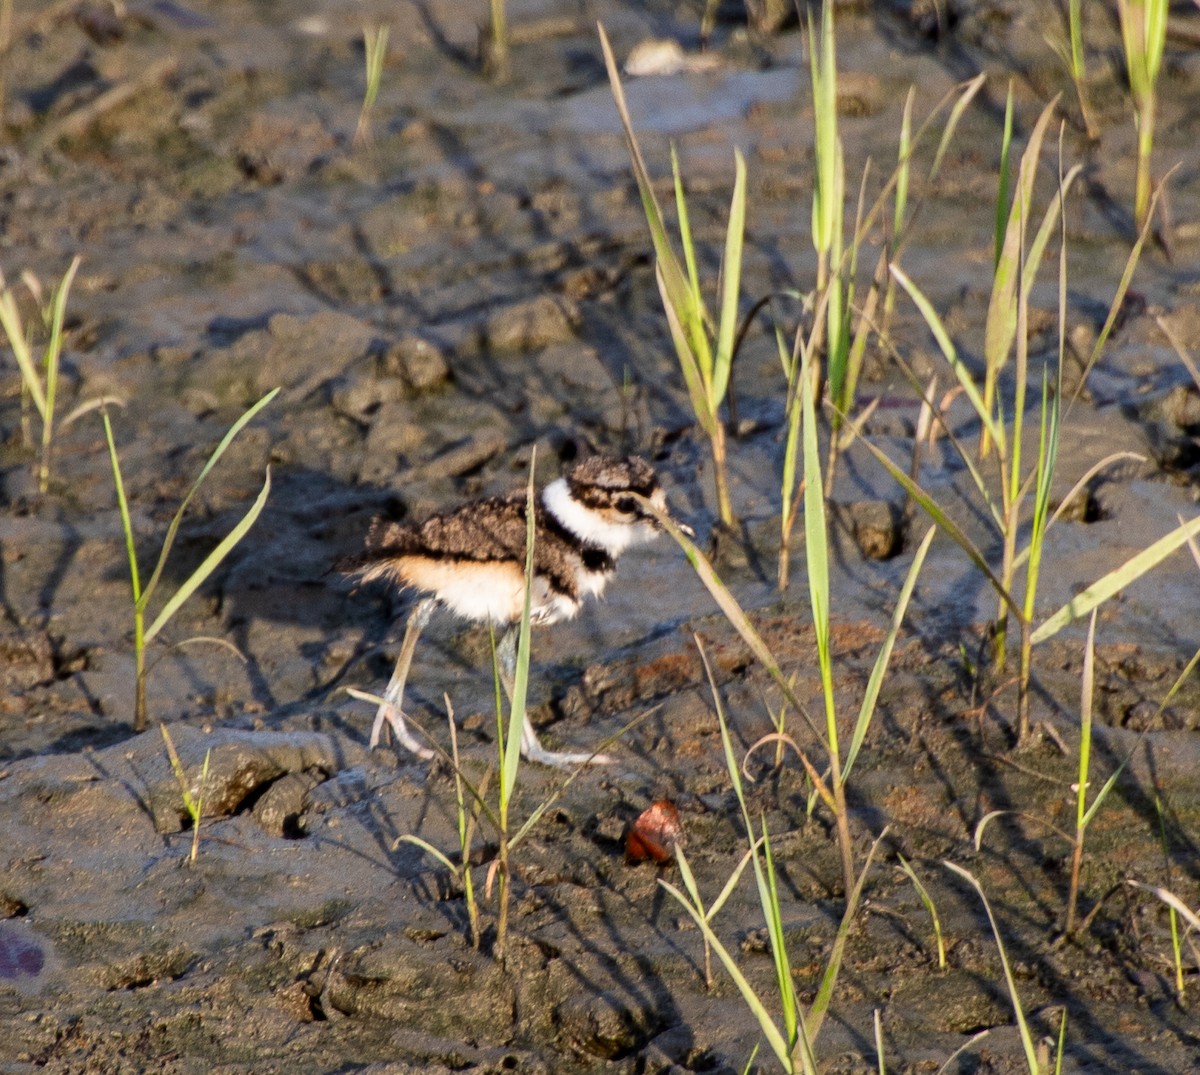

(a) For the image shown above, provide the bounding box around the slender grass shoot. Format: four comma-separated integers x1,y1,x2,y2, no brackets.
354,25,389,149
159,723,211,863
942,862,1047,1075
662,637,890,1073
896,854,946,969
1116,0,1167,231
397,697,488,950
1047,0,1097,138
103,388,277,731
0,256,119,493
482,0,510,82
600,24,745,528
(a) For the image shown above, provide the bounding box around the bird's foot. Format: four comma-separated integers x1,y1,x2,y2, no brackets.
521,740,615,769
371,701,436,761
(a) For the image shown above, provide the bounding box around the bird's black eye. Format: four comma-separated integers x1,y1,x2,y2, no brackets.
616,496,636,515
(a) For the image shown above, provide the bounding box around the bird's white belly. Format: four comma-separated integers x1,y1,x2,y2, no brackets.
400,556,582,626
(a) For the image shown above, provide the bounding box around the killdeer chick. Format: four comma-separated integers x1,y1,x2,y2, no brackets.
343,455,688,768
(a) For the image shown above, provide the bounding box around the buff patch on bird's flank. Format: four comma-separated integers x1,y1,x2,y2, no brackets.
0,920,57,995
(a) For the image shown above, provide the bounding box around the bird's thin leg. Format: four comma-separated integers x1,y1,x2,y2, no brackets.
496,625,614,769
370,596,437,757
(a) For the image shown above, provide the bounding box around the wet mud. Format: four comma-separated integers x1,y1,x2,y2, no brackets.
3,1,1200,1071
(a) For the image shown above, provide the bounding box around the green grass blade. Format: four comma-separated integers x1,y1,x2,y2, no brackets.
501,465,536,806
993,83,1014,272
599,26,693,329
145,466,272,643
801,349,837,750
674,838,707,915
943,861,1042,1073
671,147,704,324
708,844,759,921
712,149,747,405
141,387,280,611
1022,368,1059,622
1076,611,1097,837
806,827,889,1040
930,74,987,181
891,265,1004,453
896,854,946,968
396,834,459,875
102,409,142,605
40,255,81,443
759,820,801,1050
1032,511,1200,644
808,0,839,258
843,525,935,782
657,264,717,437
893,90,914,240
0,286,45,419
660,875,797,1071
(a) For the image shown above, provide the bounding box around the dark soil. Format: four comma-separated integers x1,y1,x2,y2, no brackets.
2,1,1200,1072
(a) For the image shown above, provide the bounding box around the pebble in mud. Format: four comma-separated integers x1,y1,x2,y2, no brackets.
484,294,579,353
841,500,905,561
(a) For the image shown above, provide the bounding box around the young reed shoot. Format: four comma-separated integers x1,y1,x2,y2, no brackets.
159,723,211,863
354,25,389,149
1117,0,1167,231
807,0,850,418
600,24,745,528
1152,797,1186,1001
481,0,511,82
896,853,946,969
661,637,889,1073
1061,611,1130,937
0,256,118,493
103,388,277,731
397,697,487,950
1046,0,1097,138
489,460,537,961
943,862,1052,1074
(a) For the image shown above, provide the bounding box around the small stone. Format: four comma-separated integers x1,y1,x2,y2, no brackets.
252,769,325,838
381,335,451,392
844,500,904,560
485,295,578,353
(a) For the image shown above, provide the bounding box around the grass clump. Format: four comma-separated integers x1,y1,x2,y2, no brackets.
103,388,278,731
354,25,389,150
637,343,932,899
1117,0,1167,232
0,256,119,494
866,118,1195,743
159,723,211,863
601,26,745,530
662,636,890,1073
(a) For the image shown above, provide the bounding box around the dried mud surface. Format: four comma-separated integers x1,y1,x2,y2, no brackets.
3,1,1200,1072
